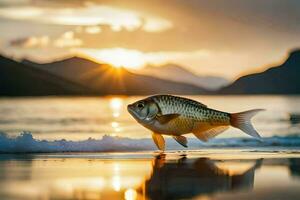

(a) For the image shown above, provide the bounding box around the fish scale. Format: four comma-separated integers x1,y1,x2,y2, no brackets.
152,95,230,125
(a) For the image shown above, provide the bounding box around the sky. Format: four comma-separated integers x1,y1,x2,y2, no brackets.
0,0,300,79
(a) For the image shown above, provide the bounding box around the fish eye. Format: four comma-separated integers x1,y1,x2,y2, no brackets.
137,102,144,109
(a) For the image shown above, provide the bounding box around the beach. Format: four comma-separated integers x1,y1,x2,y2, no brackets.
0,96,300,199
0,150,300,200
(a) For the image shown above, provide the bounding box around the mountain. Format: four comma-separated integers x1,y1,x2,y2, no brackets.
22,57,207,95
137,64,229,90
0,55,91,96
218,49,300,94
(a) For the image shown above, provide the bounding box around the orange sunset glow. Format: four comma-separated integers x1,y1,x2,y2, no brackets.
1,0,299,79
0,1,300,200
78,48,145,69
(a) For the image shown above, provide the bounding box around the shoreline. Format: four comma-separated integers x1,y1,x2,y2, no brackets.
1,149,300,159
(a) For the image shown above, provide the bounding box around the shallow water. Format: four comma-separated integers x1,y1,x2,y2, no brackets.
0,95,299,141
0,151,300,200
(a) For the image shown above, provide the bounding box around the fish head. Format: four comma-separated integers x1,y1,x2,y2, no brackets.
127,98,159,124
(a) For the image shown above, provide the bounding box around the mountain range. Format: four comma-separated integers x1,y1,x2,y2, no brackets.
0,55,89,96
137,64,228,90
20,57,206,95
1,48,300,96
219,49,300,94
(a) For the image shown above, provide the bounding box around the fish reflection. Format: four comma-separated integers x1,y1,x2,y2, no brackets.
289,158,300,178
140,156,262,200
289,113,300,125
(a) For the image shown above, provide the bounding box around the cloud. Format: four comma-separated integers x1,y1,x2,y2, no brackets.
0,4,173,32
10,36,49,48
142,16,173,32
53,31,82,48
0,0,30,6
84,26,102,34
9,31,82,49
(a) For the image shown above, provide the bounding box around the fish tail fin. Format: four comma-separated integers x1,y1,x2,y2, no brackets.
230,109,265,139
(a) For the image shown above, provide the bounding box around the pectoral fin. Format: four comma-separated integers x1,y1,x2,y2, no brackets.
193,123,229,142
156,114,180,124
173,135,188,148
152,132,165,151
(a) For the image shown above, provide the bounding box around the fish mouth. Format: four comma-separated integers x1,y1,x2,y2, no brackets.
127,104,137,117
127,104,145,123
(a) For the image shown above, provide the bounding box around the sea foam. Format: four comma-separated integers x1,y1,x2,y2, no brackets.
0,132,300,153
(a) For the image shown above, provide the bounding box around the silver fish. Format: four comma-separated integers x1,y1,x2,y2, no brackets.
127,94,264,150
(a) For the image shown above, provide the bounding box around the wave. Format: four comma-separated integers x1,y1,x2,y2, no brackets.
0,132,300,153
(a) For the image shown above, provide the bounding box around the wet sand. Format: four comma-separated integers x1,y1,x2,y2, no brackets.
0,150,300,200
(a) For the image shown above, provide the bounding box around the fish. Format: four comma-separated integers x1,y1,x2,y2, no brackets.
127,94,264,151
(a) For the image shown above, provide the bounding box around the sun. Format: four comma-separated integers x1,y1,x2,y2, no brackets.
78,48,145,69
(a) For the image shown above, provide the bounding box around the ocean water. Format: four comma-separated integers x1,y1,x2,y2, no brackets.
0,152,300,200
0,95,299,152
0,96,300,200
